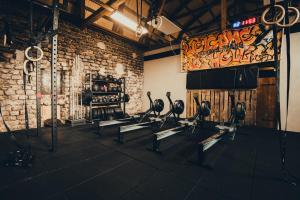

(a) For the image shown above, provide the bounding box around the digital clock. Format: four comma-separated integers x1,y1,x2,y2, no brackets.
232,17,257,28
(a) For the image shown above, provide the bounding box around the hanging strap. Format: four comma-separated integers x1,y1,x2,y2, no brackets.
279,0,292,171
0,104,11,133
23,71,30,131
270,0,282,132
283,0,291,131
0,104,25,150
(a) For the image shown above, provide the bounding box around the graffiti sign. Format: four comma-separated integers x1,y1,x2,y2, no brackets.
180,24,282,71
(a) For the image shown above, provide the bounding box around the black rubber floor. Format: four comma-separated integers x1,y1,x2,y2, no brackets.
0,124,299,200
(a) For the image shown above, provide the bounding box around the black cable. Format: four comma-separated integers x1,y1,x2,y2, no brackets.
140,0,142,26
270,0,299,186
136,0,139,25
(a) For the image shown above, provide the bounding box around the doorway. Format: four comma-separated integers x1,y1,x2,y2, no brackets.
256,77,276,128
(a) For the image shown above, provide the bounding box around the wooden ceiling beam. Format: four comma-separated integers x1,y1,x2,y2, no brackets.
177,0,219,39
202,0,215,19
85,5,163,46
171,0,193,17
83,0,126,26
176,0,219,19
221,0,227,30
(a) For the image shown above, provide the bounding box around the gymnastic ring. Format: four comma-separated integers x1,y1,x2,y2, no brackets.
277,7,300,28
261,5,285,25
24,46,44,62
23,60,30,75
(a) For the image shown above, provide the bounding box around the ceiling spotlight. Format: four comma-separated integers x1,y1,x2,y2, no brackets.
110,11,148,35
150,16,162,29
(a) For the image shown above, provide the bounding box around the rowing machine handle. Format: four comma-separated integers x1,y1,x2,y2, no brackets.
193,94,200,106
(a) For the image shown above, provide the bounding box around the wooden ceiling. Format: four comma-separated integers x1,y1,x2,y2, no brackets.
30,0,300,50
82,0,266,49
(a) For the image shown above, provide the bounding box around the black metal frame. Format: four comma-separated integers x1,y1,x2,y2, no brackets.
50,2,59,152
25,0,63,151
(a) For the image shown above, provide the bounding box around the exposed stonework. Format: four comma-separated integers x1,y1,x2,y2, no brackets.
0,4,144,132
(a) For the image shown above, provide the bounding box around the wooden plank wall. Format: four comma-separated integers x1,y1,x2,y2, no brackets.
186,89,257,126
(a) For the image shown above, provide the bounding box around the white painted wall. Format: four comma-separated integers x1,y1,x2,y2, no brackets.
143,55,187,117
280,32,300,132
143,32,300,132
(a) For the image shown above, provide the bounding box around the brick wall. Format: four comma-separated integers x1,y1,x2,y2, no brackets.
0,2,144,132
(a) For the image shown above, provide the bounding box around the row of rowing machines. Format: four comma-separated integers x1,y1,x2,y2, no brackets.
152,93,246,163
98,91,184,139
97,91,246,165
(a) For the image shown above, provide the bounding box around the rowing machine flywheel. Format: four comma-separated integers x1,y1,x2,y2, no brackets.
199,101,211,117
173,100,185,115
153,99,164,113
235,102,246,120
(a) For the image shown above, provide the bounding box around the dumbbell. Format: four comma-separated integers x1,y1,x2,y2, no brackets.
92,83,100,91
109,96,115,102
97,97,103,103
85,73,90,81
102,96,108,103
107,75,113,81
116,86,122,92
99,85,106,92
92,73,98,80
111,87,118,92
98,74,105,80
117,78,123,84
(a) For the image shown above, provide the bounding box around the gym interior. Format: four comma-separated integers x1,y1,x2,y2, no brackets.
0,0,300,199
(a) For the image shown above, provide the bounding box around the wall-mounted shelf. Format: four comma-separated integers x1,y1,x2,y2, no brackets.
92,91,120,95
91,102,123,106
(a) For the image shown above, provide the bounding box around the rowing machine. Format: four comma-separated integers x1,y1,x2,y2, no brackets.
151,93,211,153
197,101,246,164
97,91,164,135
117,92,184,143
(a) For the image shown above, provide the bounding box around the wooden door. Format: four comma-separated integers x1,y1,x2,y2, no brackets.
256,78,276,128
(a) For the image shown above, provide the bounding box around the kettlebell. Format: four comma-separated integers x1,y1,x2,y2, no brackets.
92,84,99,91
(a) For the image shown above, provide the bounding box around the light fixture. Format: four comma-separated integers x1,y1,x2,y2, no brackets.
149,16,162,29
110,11,148,35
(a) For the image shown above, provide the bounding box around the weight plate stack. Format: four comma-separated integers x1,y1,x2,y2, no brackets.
114,107,124,119
123,94,130,103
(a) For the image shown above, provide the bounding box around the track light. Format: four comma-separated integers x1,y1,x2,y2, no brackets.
110,11,148,35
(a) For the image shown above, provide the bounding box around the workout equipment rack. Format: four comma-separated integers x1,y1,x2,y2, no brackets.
84,73,126,122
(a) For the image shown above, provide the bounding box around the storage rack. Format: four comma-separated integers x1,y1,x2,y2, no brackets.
84,73,126,122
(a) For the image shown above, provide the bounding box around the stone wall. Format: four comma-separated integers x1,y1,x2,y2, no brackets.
0,2,144,132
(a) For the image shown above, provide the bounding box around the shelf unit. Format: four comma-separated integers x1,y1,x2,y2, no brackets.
85,73,126,122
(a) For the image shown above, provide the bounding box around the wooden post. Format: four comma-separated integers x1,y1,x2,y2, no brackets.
80,0,85,20
221,0,227,30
